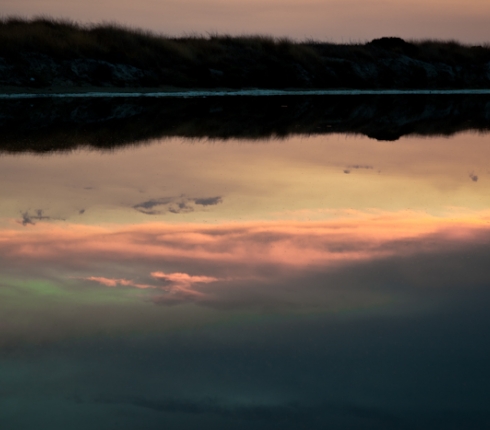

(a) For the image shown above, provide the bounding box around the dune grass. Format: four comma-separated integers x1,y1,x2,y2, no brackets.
0,18,489,90
0,18,317,64
2,17,486,62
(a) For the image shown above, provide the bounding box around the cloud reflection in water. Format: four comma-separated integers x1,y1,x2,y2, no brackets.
1,210,490,316
1,129,490,428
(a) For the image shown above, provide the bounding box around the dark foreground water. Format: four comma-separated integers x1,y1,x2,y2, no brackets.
0,96,489,429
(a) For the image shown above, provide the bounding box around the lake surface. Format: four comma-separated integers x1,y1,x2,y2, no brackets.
1,96,490,429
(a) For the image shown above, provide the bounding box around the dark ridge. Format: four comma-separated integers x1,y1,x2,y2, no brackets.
0,18,489,91
0,95,489,152
367,37,420,56
368,37,410,48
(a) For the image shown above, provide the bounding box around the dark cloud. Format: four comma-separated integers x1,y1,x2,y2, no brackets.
134,198,173,211
133,196,223,215
347,165,374,170
168,200,194,214
19,210,52,226
148,229,490,311
194,196,222,206
344,165,373,174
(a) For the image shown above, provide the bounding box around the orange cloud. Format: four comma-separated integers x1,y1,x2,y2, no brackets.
150,271,218,303
151,271,218,287
2,210,490,269
83,276,155,289
1,209,490,316
153,272,220,303
80,272,220,303
2,210,490,296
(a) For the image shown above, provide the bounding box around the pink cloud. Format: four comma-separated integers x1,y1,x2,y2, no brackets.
2,210,490,283
84,276,154,289
151,271,218,286
81,272,219,298
1,210,490,313
150,271,219,301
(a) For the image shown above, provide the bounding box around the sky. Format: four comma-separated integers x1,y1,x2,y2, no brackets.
1,0,490,43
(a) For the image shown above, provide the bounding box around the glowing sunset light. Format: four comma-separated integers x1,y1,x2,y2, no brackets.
1,208,490,335
151,271,219,286
3,0,490,43
1,210,490,283
84,276,155,289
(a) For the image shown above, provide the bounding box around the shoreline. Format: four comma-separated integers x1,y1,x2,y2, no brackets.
2,88,490,99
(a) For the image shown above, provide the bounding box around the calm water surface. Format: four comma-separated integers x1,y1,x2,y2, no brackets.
1,126,490,428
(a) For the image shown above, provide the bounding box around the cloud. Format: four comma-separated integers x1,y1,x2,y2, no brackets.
81,272,219,298
347,165,374,170
19,209,52,226
134,198,173,210
151,271,219,304
2,211,490,347
344,165,374,174
4,210,490,270
80,271,221,307
133,195,223,215
194,196,222,206
3,210,490,312
133,197,174,214
83,276,154,289
167,200,194,214
151,271,218,287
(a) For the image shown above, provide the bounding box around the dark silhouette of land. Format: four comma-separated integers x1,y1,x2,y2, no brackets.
1,19,489,153
1,18,490,92
0,95,489,152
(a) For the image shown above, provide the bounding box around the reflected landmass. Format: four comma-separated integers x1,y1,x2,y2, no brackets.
1,94,490,152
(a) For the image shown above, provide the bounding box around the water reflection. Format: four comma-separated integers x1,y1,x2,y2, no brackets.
1,106,490,428
2,206,490,329
1,95,489,152
1,133,489,225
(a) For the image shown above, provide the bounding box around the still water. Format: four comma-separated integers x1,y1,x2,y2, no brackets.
1,97,490,429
